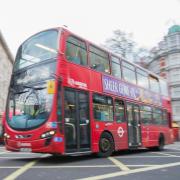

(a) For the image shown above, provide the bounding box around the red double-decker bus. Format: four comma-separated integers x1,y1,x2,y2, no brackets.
4,27,173,157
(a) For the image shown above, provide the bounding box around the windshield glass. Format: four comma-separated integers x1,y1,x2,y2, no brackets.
7,84,53,130
14,30,58,71
13,61,56,85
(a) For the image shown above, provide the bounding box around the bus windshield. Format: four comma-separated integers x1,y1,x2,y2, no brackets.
7,84,53,130
7,29,59,130
14,30,58,71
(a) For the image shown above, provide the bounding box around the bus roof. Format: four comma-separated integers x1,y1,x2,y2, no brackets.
60,27,167,84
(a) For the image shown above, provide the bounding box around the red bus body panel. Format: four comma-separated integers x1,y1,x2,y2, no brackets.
4,28,174,155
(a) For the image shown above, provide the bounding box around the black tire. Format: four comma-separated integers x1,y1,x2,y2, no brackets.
157,136,165,151
149,136,165,151
97,132,114,157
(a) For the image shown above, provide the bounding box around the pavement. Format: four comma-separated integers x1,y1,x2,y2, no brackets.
0,142,180,180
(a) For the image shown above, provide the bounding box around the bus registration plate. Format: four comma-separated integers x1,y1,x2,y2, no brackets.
20,148,32,152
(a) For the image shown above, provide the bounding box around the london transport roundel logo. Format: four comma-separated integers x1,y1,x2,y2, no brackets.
117,127,124,137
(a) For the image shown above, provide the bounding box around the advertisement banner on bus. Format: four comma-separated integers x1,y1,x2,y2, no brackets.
102,75,162,106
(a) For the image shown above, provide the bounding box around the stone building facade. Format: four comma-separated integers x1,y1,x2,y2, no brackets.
147,25,180,125
0,31,13,115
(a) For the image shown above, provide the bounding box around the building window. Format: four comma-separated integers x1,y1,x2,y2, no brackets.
122,61,136,84
66,36,87,66
111,56,121,79
159,79,168,97
90,46,110,74
168,53,180,66
171,87,180,98
172,101,180,118
169,69,180,82
159,58,166,67
93,94,113,121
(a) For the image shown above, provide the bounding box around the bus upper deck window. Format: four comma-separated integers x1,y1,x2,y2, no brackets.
66,36,87,66
90,45,110,74
149,75,160,93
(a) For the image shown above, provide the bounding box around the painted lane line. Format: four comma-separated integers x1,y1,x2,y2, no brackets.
2,155,179,159
115,155,180,158
0,165,116,169
0,166,21,169
0,156,43,160
167,148,180,151
126,164,160,167
162,151,180,153
2,155,49,180
0,152,7,155
3,160,38,180
108,157,130,171
78,161,180,180
151,152,177,157
3,152,41,155
0,164,161,169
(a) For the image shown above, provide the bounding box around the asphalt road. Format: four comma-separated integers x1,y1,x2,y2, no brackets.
0,142,180,180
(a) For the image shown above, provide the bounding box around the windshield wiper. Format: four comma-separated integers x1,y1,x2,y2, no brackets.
15,90,29,95
10,84,46,95
22,85,46,90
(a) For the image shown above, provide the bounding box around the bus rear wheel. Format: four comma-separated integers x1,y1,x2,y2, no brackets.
157,136,165,151
150,135,165,151
97,132,114,157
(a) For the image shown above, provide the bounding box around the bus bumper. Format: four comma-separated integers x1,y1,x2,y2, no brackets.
5,136,64,154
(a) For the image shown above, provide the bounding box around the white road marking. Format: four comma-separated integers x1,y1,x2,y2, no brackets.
0,165,116,169
126,164,160,167
151,152,178,157
3,160,38,180
3,154,48,180
108,157,130,171
166,148,180,151
2,152,41,155
0,157,41,159
115,155,180,158
0,151,7,155
0,164,161,169
2,155,179,159
161,152,180,153
78,161,180,180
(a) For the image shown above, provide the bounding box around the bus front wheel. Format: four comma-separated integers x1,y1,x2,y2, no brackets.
97,132,114,157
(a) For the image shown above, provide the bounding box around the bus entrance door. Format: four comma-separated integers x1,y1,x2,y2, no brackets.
127,104,141,148
64,89,90,153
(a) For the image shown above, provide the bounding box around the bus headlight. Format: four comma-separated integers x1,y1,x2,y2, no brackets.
40,130,56,139
4,133,10,139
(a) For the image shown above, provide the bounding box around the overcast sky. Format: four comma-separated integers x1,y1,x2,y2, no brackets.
0,0,180,57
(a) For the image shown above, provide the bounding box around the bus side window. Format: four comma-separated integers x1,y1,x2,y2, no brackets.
93,94,113,122
136,68,149,89
66,36,87,66
115,99,125,123
111,56,121,79
89,45,110,74
149,75,160,93
153,108,162,125
162,110,168,126
122,61,136,85
140,106,152,125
